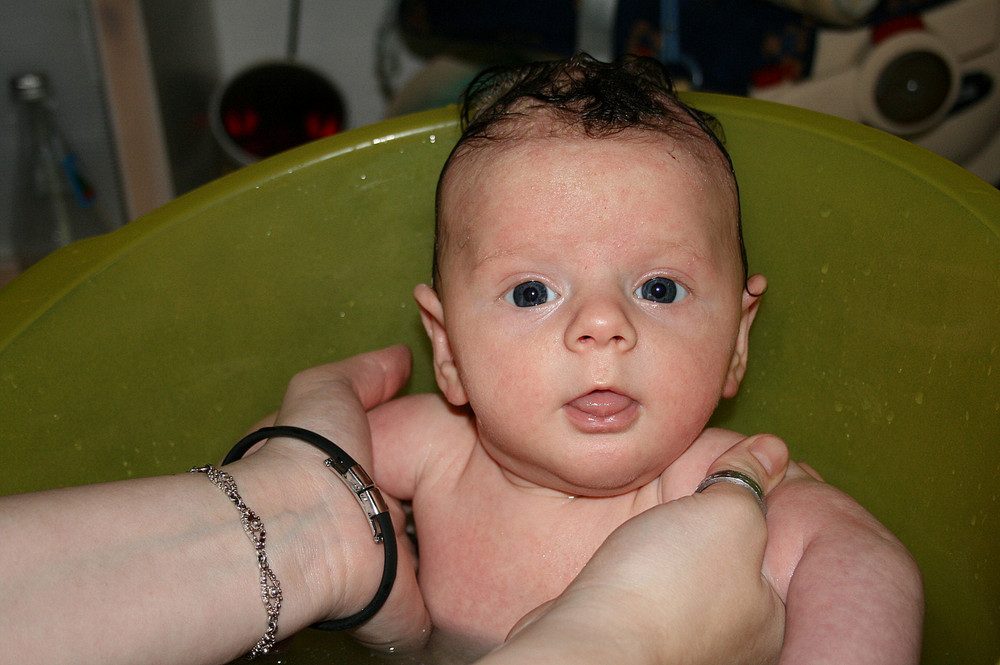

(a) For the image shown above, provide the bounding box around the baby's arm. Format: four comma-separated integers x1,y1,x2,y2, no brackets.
368,392,470,500
765,464,923,663
358,392,474,649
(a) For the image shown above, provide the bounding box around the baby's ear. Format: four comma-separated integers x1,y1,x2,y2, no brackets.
414,284,469,406
723,274,767,399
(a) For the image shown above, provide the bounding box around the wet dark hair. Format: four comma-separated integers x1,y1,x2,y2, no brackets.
433,53,750,290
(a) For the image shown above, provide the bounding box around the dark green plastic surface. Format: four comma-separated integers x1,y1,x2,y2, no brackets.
1,97,997,664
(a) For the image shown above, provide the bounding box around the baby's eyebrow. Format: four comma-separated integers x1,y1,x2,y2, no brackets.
656,241,714,271
470,239,715,276
472,246,517,268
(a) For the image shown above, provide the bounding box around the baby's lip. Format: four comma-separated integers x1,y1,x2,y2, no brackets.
564,390,639,433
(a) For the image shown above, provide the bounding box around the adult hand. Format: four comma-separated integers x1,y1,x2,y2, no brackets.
485,434,789,665
0,345,427,665
239,344,431,650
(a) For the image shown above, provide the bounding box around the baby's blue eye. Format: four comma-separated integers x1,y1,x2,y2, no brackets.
635,277,687,304
505,281,558,307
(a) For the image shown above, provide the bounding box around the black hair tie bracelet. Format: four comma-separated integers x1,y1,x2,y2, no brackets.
223,425,397,631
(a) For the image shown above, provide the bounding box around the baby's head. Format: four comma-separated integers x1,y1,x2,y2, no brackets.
416,54,767,496
432,53,748,290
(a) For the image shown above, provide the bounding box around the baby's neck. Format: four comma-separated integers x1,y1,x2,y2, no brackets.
495,465,581,499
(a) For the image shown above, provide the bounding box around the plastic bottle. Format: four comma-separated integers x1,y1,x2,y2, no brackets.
9,72,108,270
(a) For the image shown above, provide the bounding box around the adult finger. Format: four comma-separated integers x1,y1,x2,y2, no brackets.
697,433,789,512
272,345,412,451
334,344,413,411
281,344,412,413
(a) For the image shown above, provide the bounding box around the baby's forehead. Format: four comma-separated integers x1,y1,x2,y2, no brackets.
441,125,738,220
437,129,742,271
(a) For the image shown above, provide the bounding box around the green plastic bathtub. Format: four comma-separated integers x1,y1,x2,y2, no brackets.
1,96,997,664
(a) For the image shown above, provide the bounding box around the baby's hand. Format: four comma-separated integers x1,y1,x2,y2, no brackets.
498,434,788,665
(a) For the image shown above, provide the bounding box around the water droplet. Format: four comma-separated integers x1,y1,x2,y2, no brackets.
915,391,924,405
819,207,832,218
821,263,829,275
834,402,844,413
428,134,437,144
359,173,367,180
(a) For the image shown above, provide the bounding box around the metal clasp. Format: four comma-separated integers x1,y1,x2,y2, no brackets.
325,457,389,543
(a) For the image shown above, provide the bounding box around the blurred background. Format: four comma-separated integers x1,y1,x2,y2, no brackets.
1,0,997,284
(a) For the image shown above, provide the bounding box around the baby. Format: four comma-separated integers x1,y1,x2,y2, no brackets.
367,54,922,657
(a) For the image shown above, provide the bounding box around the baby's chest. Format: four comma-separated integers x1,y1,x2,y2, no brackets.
412,494,626,640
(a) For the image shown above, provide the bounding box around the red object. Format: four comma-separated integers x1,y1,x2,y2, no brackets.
751,62,800,88
305,110,341,140
224,108,260,138
872,15,925,44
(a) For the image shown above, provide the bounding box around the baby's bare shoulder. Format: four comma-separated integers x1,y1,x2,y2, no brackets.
371,391,475,435
370,392,453,428
369,393,477,496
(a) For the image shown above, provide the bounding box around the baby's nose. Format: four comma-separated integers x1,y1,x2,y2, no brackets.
564,293,637,352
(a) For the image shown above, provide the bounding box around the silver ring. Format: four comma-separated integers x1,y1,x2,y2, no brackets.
695,470,767,516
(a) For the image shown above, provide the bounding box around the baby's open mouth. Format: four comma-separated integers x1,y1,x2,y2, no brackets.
564,390,639,432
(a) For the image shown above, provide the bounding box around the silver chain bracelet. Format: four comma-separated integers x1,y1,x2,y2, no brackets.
191,464,282,659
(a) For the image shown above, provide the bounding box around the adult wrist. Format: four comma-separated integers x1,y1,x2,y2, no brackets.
221,429,395,632
213,450,332,636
